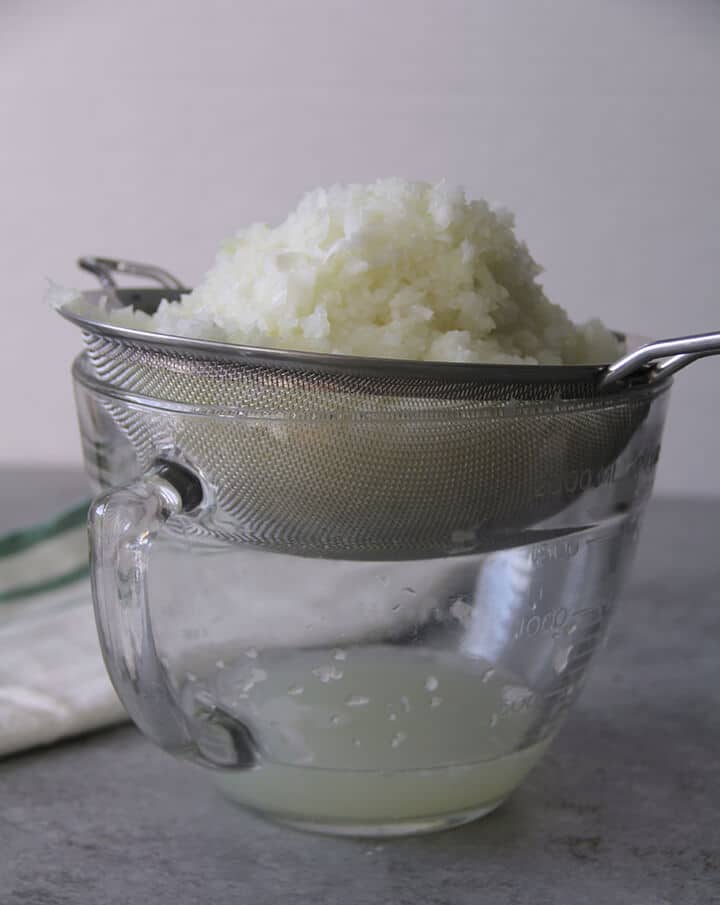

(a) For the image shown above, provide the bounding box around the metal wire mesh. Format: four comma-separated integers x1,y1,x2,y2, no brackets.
75,331,664,558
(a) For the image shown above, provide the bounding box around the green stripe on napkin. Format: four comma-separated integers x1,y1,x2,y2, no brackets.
0,502,91,603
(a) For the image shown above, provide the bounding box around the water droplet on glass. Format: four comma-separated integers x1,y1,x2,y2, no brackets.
288,685,304,696
502,685,531,707
239,667,268,693
312,664,344,683
402,587,416,595
245,647,258,659
450,598,473,628
482,668,495,683
215,659,226,670
330,714,342,725
388,712,398,721
334,649,347,661
400,696,411,713
424,676,439,692
489,713,499,728
345,695,370,708
352,737,361,747
391,603,401,612
391,732,407,748
430,696,443,709
186,672,198,683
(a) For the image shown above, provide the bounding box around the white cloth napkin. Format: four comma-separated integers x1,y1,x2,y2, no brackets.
0,505,126,758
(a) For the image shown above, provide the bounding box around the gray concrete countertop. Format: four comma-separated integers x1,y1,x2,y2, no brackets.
1,472,718,904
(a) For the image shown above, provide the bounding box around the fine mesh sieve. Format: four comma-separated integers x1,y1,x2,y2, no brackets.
60,257,720,558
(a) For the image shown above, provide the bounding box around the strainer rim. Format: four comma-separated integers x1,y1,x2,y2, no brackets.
59,293,644,387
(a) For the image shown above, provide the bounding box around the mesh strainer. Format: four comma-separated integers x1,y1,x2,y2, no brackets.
59,256,720,558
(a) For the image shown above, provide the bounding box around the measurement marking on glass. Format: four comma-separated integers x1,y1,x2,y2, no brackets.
517,602,611,640
517,607,570,638
531,540,581,565
532,443,660,501
585,533,614,545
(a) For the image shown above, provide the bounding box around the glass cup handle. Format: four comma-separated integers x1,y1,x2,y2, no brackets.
89,460,257,769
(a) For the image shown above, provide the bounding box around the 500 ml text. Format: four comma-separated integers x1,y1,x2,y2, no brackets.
534,444,661,500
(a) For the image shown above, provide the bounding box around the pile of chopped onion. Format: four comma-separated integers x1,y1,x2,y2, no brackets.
70,178,621,364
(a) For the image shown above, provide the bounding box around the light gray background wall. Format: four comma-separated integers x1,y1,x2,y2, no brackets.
2,0,718,494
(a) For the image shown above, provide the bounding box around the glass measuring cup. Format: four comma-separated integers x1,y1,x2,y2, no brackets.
73,354,669,836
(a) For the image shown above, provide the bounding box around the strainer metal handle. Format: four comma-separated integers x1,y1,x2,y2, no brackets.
89,460,257,770
78,256,188,293
599,332,720,388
